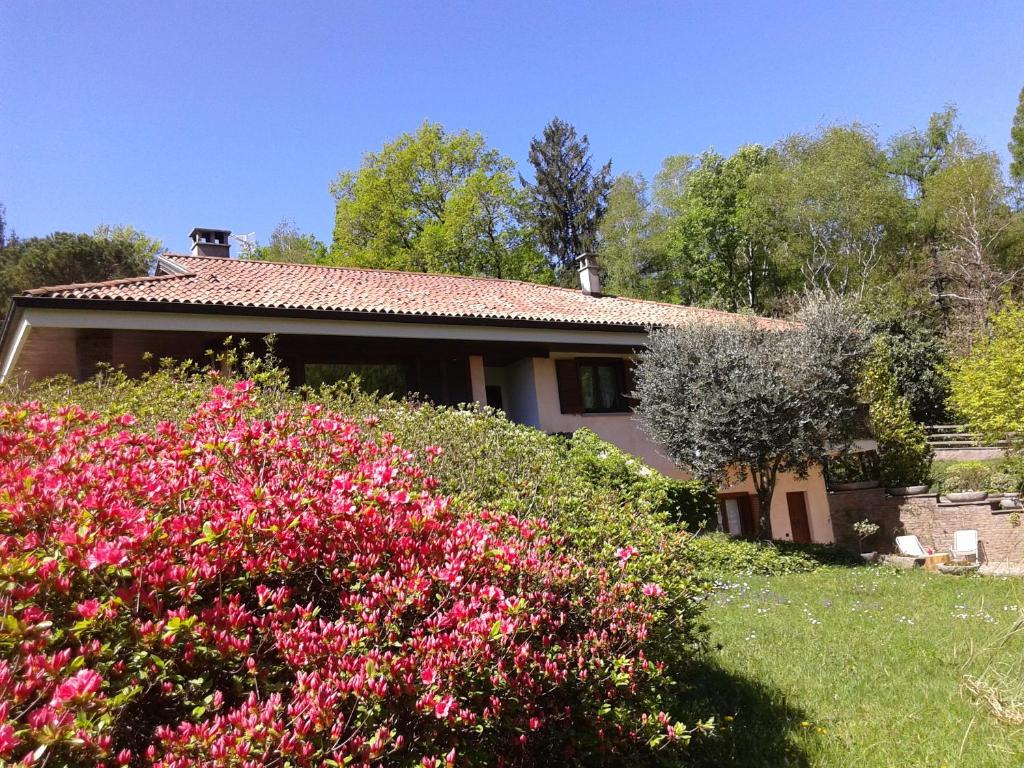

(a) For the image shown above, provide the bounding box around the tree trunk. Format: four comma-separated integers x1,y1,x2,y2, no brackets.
750,465,778,541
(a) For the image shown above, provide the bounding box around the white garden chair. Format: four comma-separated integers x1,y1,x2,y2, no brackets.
895,535,927,558
952,529,979,563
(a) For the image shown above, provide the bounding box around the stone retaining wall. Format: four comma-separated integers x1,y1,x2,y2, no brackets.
828,488,1024,564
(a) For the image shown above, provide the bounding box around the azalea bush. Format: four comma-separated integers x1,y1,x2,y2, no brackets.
0,382,707,767
2,351,708,661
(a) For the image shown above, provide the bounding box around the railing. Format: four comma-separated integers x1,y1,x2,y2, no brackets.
925,424,1016,450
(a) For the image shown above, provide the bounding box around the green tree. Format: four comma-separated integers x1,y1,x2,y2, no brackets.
634,295,869,539
768,125,911,299
597,173,671,299
860,337,933,488
93,224,164,270
0,231,152,313
947,301,1024,440
888,105,959,198
921,148,1018,350
521,117,612,282
1010,86,1024,185
253,219,327,264
330,121,549,281
661,145,788,312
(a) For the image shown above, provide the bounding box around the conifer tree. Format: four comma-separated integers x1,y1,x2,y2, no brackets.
521,118,612,281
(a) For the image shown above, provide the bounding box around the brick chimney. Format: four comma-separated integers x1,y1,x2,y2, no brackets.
576,252,601,296
189,227,231,258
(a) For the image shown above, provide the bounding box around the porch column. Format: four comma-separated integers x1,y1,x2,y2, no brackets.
468,355,486,405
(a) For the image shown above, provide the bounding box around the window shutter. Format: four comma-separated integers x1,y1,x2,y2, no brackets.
746,495,761,538
555,359,583,414
622,359,638,408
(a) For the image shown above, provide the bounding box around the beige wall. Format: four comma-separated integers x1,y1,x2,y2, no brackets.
523,354,834,544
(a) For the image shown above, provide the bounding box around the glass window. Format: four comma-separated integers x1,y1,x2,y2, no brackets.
578,361,626,413
304,363,408,397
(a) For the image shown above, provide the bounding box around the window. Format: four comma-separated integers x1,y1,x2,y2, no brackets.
304,363,408,397
578,361,625,412
555,358,633,415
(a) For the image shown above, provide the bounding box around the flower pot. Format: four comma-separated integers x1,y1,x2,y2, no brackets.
830,480,881,492
944,491,988,503
887,485,930,496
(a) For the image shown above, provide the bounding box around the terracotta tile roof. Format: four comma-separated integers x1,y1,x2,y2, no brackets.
22,254,791,330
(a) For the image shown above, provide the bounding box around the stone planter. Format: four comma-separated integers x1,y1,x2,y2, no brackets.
887,485,930,496
944,491,988,503
938,562,981,575
860,552,877,563
1001,493,1021,510
830,480,881,492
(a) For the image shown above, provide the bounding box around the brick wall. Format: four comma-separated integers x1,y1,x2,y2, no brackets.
828,488,1024,564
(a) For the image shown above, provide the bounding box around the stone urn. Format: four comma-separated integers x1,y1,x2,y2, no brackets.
887,485,930,496
944,491,988,503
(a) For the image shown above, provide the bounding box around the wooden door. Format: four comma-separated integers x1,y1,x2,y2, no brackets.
720,494,758,539
786,491,812,544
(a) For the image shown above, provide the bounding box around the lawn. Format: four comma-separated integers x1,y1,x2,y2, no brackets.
684,566,1024,767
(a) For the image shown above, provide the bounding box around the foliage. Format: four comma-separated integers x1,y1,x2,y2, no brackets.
252,219,328,263
859,338,933,487
868,308,951,424
682,534,850,578
566,428,717,532
824,452,879,485
0,349,710,691
661,145,789,313
634,294,869,538
0,382,711,767
1011,85,1024,185
330,121,550,281
986,471,1018,494
521,117,612,280
597,173,672,300
947,301,1024,440
92,224,165,269
939,461,994,494
766,124,911,299
0,231,153,313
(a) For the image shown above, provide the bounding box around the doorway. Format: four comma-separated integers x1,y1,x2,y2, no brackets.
786,491,812,544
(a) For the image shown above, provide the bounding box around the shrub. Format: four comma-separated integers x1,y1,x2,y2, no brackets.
566,429,718,532
684,534,826,578
940,461,994,494
859,338,933,488
0,383,708,767
1,354,709,663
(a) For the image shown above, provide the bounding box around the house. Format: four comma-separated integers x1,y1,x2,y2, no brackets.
0,227,834,544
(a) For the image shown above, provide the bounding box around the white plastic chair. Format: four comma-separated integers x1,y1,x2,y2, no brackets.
896,535,927,558
952,529,979,562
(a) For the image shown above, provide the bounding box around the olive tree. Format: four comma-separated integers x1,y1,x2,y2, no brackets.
633,296,869,539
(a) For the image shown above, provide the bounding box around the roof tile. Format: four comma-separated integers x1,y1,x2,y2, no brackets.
23,254,790,330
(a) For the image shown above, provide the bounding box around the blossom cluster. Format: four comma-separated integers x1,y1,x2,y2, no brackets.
0,382,688,766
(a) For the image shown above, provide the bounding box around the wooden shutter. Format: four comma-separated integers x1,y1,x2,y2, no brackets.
745,495,760,539
621,358,638,408
555,359,583,414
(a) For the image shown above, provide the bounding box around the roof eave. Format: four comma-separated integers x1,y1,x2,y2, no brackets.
9,294,657,335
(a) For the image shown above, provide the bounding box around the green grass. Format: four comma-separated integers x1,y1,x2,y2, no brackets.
683,567,1024,767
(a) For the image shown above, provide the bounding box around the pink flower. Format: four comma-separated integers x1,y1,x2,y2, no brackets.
0,724,19,755
434,695,455,719
615,546,638,565
85,541,126,570
76,599,102,619
642,582,665,598
50,669,103,707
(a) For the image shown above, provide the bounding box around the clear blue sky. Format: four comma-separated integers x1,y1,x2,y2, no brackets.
2,1,1023,253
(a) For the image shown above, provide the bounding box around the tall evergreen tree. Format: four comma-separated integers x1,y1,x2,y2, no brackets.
521,118,612,282
1010,85,1024,185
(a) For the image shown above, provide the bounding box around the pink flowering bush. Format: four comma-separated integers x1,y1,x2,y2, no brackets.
0,381,700,767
